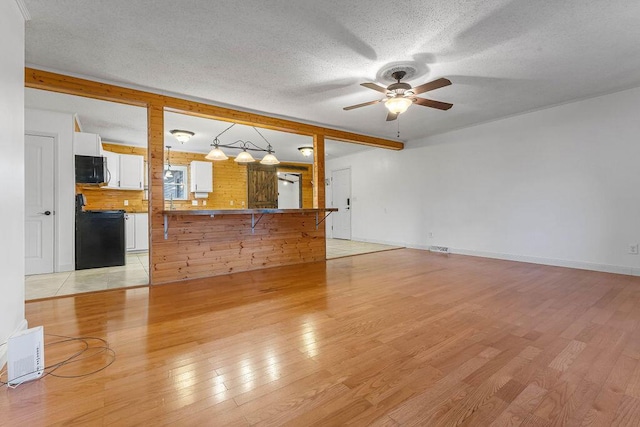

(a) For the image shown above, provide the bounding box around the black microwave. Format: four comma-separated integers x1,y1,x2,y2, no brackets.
75,155,106,184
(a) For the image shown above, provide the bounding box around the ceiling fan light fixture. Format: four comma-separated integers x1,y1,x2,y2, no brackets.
205,146,228,161
298,146,314,157
234,150,256,163
260,153,280,165
170,129,195,144
385,96,413,114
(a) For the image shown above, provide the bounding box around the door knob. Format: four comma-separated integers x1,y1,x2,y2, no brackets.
40,210,52,216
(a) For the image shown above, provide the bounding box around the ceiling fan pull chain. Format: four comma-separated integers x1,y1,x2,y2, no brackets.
397,117,400,139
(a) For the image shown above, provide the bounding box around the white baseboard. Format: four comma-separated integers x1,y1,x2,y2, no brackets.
57,263,74,272
0,318,28,371
350,236,412,248
449,248,640,277
343,237,640,277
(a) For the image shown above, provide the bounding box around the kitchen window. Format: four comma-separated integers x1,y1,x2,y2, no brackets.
164,165,188,200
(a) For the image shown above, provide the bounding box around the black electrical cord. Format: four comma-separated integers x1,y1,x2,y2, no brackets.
0,333,116,388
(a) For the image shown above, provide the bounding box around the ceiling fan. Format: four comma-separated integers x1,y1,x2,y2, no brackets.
343,71,453,121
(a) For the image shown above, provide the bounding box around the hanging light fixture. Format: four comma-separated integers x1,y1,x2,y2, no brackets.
205,123,279,165
170,129,194,144
234,149,256,163
164,146,173,179
205,138,229,161
298,146,313,157
385,96,413,115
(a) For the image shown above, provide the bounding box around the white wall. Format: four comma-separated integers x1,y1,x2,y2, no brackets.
326,86,640,276
0,0,27,367
25,109,76,272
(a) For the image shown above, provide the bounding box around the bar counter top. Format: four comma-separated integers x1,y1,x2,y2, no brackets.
162,208,337,216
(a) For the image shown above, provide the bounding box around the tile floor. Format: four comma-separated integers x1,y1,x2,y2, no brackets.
326,238,403,259
25,240,402,300
25,252,149,300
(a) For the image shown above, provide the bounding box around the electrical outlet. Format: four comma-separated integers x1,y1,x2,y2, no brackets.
230,200,234,206
428,232,434,238
241,201,245,207
202,200,207,206
192,200,198,206
123,200,129,206
629,244,639,255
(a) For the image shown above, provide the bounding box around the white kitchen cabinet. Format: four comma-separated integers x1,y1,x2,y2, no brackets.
102,151,144,190
119,154,144,190
103,151,120,188
124,213,148,252
124,214,136,250
74,132,102,156
133,213,149,251
190,161,213,194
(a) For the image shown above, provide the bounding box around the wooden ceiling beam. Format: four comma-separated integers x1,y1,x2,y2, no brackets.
25,68,404,150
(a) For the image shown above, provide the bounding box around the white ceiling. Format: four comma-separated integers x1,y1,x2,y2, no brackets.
23,0,640,144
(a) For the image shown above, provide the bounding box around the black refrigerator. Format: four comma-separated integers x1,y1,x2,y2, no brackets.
75,209,126,270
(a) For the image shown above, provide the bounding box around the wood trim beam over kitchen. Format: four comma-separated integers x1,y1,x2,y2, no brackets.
25,68,404,149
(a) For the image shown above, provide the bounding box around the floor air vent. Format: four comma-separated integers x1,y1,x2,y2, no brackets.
429,246,450,254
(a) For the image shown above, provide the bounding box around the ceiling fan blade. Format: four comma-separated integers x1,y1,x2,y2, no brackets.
343,99,383,111
411,78,452,95
386,111,398,121
413,97,453,110
361,82,388,94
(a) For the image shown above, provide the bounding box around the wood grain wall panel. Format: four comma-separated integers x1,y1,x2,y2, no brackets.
166,150,248,210
77,186,147,212
148,104,165,286
153,213,325,282
102,142,147,156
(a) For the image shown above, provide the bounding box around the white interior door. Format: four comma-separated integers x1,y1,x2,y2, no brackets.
331,168,351,240
25,134,55,275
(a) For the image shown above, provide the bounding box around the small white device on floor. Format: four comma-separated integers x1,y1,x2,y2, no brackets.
7,326,45,386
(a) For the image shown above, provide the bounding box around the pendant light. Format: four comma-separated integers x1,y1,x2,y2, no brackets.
260,152,280,165
205,138,229,161
234,149,256,163
164,146,173,179
206,123,280,164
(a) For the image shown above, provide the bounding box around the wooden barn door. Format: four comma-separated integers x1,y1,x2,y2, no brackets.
247,163,277,208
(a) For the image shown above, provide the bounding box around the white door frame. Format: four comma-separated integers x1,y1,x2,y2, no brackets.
25,132,58,274
331,167,352,240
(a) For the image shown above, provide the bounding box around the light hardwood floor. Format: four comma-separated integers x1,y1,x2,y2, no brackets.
4,249,640,425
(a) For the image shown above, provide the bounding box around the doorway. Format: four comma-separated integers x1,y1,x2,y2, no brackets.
331,168,351,240
278,172,301,209
25,134,56,275
25,88,150,300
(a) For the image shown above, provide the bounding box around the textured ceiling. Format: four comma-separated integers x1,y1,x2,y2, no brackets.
23,0,640,144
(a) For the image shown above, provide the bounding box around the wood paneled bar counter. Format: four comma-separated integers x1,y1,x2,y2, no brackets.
154,208,337,283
